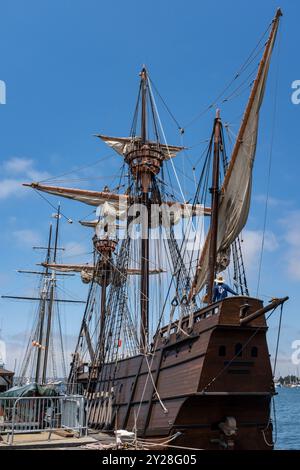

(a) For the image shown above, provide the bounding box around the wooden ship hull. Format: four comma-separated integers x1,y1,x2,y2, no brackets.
80,296,276,450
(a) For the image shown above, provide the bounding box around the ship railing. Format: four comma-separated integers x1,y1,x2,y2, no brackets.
159,304,221,338
0,394,87,445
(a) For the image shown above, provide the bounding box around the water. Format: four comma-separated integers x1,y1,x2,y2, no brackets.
274,387,300,449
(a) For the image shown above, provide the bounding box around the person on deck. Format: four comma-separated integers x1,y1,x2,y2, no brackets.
212,275,237,302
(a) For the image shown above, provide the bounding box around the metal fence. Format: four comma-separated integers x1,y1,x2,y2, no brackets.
0,395,87,445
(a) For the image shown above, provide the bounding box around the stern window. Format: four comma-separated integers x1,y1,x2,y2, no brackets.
235,343,243,357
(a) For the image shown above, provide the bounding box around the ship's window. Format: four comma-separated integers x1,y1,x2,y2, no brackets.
219,345,226,356
235,343,243,357
251,346,258,357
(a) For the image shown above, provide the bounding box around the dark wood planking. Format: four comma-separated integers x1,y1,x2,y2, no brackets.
79,296,275,449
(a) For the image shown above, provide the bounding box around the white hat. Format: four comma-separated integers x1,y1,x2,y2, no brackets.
214,275,225,284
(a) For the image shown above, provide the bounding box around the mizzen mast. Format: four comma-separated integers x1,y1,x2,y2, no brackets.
207,109,221,304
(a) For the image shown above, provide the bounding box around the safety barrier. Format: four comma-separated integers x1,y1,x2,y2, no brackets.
0,394,87,445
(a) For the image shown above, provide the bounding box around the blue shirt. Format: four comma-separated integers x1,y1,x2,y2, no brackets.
212,283,237,302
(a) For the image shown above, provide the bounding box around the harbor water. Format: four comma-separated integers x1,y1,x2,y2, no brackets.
275,387,300,449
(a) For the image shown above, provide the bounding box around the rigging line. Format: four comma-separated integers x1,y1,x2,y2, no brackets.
188,138,211,149
256,22,281,297
135,238,184,422
38,153,115,183
201,306,280,393
272,303,283,377
220,65,258,104
33,190,73,223
147,78,197,238
221,78,255,104
55,283,84,302
148,75,182,131
46,175,124,183
184,22,272,129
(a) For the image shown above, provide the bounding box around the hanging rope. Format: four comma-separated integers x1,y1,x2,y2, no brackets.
273,303,283,377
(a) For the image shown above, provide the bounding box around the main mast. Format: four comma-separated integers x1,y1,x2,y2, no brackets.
140,68,150,352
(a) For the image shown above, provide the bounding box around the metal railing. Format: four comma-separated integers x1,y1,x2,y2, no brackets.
0,395,87,445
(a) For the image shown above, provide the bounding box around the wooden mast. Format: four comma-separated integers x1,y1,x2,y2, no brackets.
207,110,221,304
35,224,52,383
42,204,60,383
140,67,149,353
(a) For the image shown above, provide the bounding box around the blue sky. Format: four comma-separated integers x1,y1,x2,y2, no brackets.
0,0,299,376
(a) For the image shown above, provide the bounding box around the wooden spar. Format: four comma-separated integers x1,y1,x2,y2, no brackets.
240,296,288,326
140,67,150,353
1,295,85,303
17,270,74,277
40,262,165,276
23,183,124,203
189,8,282,299
207,110,221,304
35,224,52,383
23,183,211,215
42,205,60,384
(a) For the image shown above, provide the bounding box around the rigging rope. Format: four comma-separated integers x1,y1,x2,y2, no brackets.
183,21,272,129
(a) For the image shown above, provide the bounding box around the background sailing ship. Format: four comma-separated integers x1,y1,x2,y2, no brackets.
2,8,290,449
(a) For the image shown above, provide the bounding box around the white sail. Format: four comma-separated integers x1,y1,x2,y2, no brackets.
192,10,281,295
97,135,185,159
23,183,211,221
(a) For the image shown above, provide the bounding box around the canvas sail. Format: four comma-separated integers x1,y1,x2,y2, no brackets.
96,135,185,159
23,183,210,220
192,11,281,295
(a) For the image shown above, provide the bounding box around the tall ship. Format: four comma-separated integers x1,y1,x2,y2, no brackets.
23,9,288,449
2,208,85,386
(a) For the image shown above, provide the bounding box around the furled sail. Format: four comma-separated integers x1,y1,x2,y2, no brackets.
42,263,95,272
23,183,126,207
192,9,282,296
96,135,185,159
43,263,165,276
23,183,211,219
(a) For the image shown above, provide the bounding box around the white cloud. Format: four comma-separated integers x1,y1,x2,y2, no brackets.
0,179,23,199
3,157,34,174
253,194,292,207
240,229,279,272
12,229,42,247
280,211,300,280
0,157,50,200
64,241,91,260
